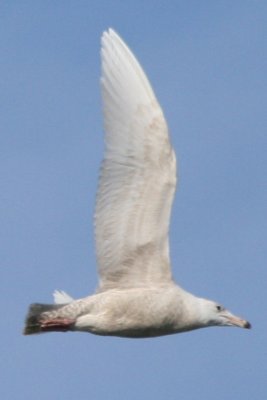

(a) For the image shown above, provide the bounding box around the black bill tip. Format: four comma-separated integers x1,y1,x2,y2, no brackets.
244,320,251,329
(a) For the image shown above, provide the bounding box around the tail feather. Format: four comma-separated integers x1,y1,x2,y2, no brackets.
23,303,63,335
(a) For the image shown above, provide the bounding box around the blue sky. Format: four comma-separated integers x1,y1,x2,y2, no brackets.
1,1,266,399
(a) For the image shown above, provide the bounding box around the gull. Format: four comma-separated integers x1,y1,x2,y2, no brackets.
24,29,250,337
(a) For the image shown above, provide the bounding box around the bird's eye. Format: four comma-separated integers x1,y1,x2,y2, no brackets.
216,305,223,312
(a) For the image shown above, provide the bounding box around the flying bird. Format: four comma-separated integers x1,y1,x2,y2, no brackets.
24,29,250,338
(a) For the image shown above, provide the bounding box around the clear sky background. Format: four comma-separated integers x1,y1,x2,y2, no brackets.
1,1,266,399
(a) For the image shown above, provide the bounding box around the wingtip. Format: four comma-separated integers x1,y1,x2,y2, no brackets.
53,290,74,304
101,28,121,47
103,27,116,36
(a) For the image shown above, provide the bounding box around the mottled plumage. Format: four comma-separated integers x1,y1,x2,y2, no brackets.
24,29,250,337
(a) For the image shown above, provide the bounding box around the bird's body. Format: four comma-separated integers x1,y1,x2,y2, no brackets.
24,29,250,337
26,286,213,338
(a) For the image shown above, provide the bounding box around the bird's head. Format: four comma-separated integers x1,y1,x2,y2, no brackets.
198,298,251,329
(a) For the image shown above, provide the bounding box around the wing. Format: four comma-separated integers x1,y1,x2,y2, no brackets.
95,29,177,291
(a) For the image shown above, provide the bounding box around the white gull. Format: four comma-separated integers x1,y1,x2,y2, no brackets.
24,29,250,337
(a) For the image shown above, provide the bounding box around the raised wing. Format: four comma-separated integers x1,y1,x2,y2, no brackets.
95,29,177,291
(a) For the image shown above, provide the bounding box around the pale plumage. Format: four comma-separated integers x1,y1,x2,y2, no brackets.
23,29,250,337
96,29,176,290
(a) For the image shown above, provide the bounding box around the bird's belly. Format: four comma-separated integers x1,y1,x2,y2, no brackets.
98,324,179,338
76,302,181,338
74,287,187,338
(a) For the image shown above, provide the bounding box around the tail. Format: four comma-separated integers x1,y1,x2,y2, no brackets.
23,303,63,335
